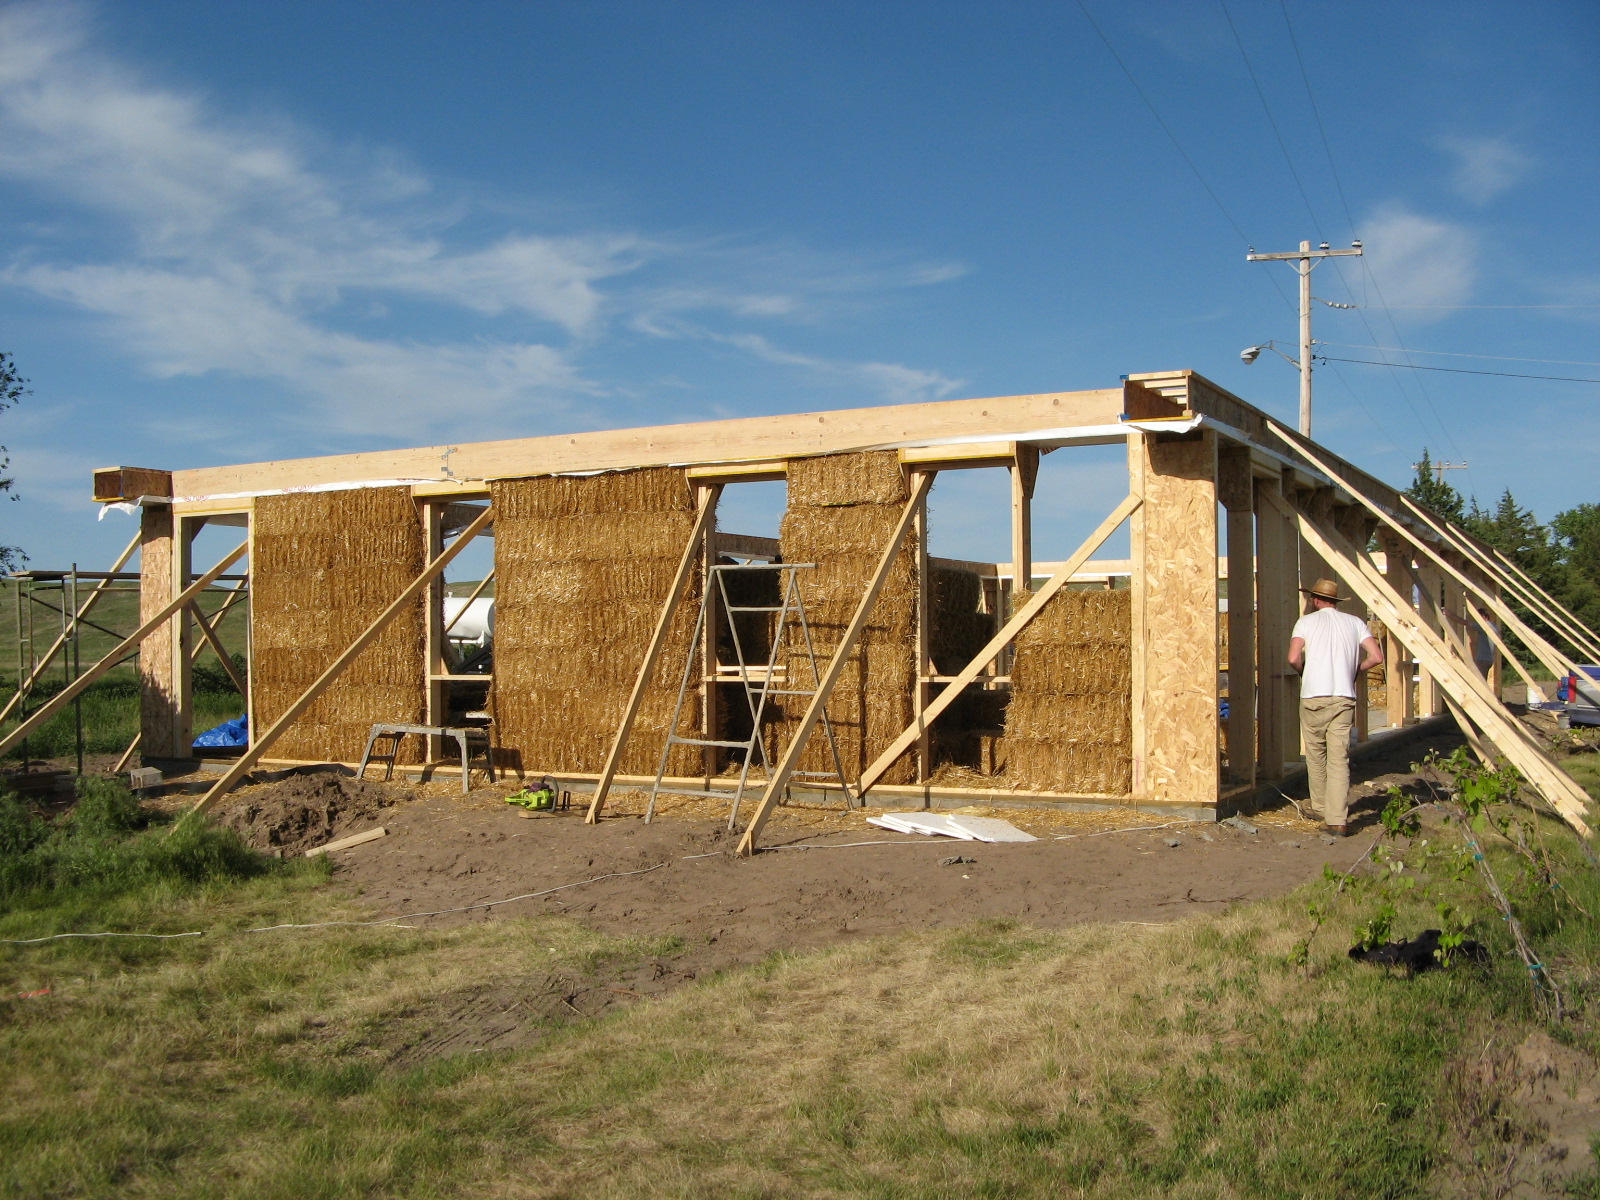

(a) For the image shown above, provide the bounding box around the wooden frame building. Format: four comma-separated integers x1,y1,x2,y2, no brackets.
18,368,1589,850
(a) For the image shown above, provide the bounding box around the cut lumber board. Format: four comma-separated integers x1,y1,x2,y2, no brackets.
305,827,387,856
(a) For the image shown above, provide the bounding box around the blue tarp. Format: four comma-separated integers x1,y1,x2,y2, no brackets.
193,714,248,749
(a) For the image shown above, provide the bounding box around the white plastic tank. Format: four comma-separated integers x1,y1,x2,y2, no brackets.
443,597,495,646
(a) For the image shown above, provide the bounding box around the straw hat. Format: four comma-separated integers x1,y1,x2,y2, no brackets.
1301,577,1345,603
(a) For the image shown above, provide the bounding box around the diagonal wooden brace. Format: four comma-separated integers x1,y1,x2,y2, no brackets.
737,472,933,855
856,491,1143,796
0,541,248,760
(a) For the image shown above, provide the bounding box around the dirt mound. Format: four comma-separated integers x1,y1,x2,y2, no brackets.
216,770,406,855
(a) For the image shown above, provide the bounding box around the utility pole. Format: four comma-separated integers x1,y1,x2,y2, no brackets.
1414,459,1468,482
1246,239,1362,438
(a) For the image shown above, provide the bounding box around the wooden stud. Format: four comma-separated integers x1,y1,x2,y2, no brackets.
0,541,248,761
914,487,932,783
738,473,934,854
184,509,495,819
1253,473,1295,778
1010,445,1038,597
858,492,1143,796
1136,430,1221,809
1218,446,1256,786
138,507,177,760
1127,434,1149,793
1379,532,1415,730
587,486,722,823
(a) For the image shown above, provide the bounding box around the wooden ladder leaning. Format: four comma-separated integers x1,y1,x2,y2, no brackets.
644,562,856,828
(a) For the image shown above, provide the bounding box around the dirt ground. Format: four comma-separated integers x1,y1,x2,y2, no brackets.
183,729,1468,983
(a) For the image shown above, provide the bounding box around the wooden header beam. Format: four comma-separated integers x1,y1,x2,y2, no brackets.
156,387,1124,502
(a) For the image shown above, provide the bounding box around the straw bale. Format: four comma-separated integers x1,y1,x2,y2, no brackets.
490,468,694,520
997,588,1132,794
777,452,918,784
493,511,695,564
487,470,701,777
252,487,426,764
786,451,909,508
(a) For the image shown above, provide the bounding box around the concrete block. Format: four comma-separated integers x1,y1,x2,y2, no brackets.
129,767,163,791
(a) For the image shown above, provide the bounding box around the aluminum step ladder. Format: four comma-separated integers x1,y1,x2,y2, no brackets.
645,562,855,827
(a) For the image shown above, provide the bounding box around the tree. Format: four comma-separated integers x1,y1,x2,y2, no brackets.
1406,448,1466,524
0,352,28,572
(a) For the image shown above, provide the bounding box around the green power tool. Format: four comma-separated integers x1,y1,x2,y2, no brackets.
506,775,560,812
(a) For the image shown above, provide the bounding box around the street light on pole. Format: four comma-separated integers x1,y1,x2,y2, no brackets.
1244,239,1363,438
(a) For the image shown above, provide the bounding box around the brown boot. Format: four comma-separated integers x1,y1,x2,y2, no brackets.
1321,823,1349,838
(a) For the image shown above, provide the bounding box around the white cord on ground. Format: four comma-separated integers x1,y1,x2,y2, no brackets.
0,930,206,944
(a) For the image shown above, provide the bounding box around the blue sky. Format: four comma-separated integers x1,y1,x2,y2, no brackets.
1,0,1596,571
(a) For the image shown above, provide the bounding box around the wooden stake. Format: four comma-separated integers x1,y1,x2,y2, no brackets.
183,509,494,819
0,541,248,760
856,491,1143,797
587,486,721,823
737,473,933,855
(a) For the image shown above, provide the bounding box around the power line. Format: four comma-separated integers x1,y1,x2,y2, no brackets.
1278,0,1358,243
1316,355,1600,384
1074,2,1254,249
1317,342,1600,368
1219,0,1323,234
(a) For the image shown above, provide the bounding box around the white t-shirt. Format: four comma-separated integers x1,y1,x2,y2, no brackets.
1291,607,1373,699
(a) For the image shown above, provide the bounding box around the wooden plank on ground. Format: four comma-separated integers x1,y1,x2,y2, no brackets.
0,541,248,760
737,473,933,855
857,492,1143,796
587,486,721,822
184,508,494,820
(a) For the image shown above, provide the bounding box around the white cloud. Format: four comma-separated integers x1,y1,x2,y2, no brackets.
1438,134,1532,204
0,1,964,439
1357,206,1478,313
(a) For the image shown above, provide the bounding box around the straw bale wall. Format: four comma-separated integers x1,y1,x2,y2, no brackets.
489,468,700,777
1001,588,1132,794
251,487,426,764
776,452,918,784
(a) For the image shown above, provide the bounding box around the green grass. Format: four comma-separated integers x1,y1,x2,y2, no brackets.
2,773,1598,1197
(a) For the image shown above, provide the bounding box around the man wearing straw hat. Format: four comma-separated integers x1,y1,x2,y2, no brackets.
1288,577,1383,836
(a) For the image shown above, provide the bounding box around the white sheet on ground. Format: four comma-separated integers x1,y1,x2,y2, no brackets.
867,813,1036,842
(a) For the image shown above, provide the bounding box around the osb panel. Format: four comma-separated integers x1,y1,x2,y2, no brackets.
488,468,700,778
1139,434,1219,805
251,487,426,764
139,507,177,757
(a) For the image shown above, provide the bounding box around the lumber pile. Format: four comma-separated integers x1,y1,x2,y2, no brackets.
490,468,701,775
252,488,426,764
777,452,918,783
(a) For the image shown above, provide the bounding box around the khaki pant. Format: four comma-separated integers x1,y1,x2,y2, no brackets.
1301,696,1356,826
